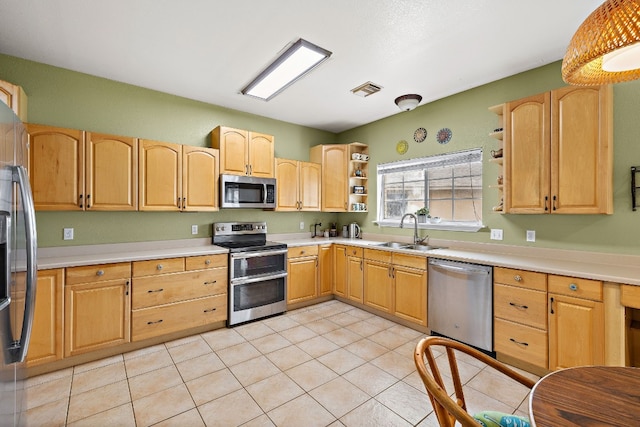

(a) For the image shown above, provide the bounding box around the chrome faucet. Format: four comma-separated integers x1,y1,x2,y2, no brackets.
400,213,428,245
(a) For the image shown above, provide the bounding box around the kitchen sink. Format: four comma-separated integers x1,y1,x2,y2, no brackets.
374,242,445,252
375,241,408,248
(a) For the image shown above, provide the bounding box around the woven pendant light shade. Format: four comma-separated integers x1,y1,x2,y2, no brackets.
562,0,640,85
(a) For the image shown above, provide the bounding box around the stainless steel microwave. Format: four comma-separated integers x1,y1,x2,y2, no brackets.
220,174,276,209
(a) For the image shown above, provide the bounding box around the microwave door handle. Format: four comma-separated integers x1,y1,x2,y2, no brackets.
10,165,37,363
263,183,267,204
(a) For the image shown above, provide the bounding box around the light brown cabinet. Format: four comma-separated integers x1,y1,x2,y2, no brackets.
548,275,604,370
310,142,369,212
27,124,138,211
131,255,227,341
318,244,333,296
211,126,274,178
26,269,64,366
333,244,348,297
363,249,393,313
64,263,131,357
503,85,613,214
275,158,321,211
0,78,27,121
287,245,319,305
139,140,219,211
346,247,364,303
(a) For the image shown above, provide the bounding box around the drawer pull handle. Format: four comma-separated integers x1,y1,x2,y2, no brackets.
301,250,306,254
96,270,105,276
147,319,163,325
509,302,528,310
157,264,163,270
569,283,578,291
204,308,217,313
514,275,522,282
205,259,211,265
204,281,217,285
509,338,529,347
148,288,164,293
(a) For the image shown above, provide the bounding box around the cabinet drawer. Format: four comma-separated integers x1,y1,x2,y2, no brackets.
347,246,364,258
494,267,546,291
132,294,227,341
185,254,227,271
132,269,227,309
66,262,131,285
133,257,185,277
621,285,640,309
495,318,548,369
494,284,547,330
548,275,602,301
288,245,319,259
392,253,426,270
363,248,390,262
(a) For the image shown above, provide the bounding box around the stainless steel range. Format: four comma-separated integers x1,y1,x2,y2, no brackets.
212,222,287,326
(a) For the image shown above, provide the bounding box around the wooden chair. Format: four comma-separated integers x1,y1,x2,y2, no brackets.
414,336,536,427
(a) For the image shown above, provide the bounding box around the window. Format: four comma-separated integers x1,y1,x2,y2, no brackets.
376,149,483,231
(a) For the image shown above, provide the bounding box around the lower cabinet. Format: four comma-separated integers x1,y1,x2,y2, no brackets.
64,263,132,357
333,245,347,297
131,255,228,341
287,245,319,305
26,269,64,366
363,250,393,313
346,247,364,303
318,244,333,296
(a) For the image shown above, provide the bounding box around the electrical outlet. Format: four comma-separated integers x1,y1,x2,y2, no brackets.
191,225,198,235
300,221,305,230
63,228,74,240
490,228,503,240
526,230,536,242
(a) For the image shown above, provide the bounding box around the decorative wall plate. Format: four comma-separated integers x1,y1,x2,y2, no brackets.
413,127,427,143
436,128,452,144
396,140,409,154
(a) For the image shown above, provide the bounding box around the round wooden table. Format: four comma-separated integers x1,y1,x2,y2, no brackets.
529,366,640,426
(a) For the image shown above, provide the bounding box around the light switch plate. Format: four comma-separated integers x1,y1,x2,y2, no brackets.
526,230,536,242
191,225,198,235
300,221,305,230
490,229,503,240
63,228,74,240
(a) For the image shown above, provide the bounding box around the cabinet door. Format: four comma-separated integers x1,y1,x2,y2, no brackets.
26,269,64,366
212,126,248,176
318,245,333,296
548,293,604,370
248,132,275,178
65,278,131,357
333,245,347,297
0,79,27,121
347,256,363,303
27,124,84,210
394,266,427,326
551,85,613,214
364,260,393,313
287,256,318,304
321,145,348,212
139,140,182,211
182,145,218,211
504,92,550,213
275,158,299,211
300,161,321,211
86,132,138,211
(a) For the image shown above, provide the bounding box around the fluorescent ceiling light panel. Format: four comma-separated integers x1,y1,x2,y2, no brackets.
242,38,332,101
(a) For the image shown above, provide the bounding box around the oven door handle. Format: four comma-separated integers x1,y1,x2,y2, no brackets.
230,248,288,260
231,271,288,285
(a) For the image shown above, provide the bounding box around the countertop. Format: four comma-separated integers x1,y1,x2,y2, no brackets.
37,235,640,286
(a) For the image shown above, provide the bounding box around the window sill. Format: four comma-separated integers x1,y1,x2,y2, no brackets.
374,220,485,233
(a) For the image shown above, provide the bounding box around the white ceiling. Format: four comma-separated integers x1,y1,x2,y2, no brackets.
0,0,603,133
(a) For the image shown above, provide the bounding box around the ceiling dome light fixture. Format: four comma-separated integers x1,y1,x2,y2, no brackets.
395,94,422,111
562,0,640,85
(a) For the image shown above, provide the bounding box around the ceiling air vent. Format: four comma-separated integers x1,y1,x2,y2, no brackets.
351,81,382,97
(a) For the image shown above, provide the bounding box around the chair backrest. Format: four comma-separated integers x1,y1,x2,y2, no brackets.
413,336,536,427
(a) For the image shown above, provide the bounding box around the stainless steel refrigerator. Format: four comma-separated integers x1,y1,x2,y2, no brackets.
0,101,38,426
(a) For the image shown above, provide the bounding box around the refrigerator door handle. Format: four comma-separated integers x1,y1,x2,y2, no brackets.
10,165,37,363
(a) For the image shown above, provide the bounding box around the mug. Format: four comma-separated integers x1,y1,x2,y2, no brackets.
351,153,361,160
361,154,369,161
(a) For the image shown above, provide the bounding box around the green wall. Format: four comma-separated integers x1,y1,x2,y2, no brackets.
1,54,639,254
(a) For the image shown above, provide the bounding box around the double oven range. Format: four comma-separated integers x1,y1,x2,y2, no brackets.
213,222,287,326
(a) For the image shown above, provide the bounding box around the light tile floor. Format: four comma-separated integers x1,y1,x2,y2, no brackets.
24,300,538,426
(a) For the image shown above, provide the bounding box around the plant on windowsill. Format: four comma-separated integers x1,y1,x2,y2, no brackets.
415,207,429,223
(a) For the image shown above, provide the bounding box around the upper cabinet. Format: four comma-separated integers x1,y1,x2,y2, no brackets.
275,158,321,211
502,85,613,214
211,126,274,178
0,78,28,121
27,124,138,211
139,140,219,212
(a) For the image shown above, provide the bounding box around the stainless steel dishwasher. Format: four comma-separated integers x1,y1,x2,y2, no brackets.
428,258,493,352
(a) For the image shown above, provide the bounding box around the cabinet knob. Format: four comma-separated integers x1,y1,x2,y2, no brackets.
514,275,522,282
300,250,306,254
96,269,104,276
205,259,211,265
569,283,578,291
157,264,163,270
